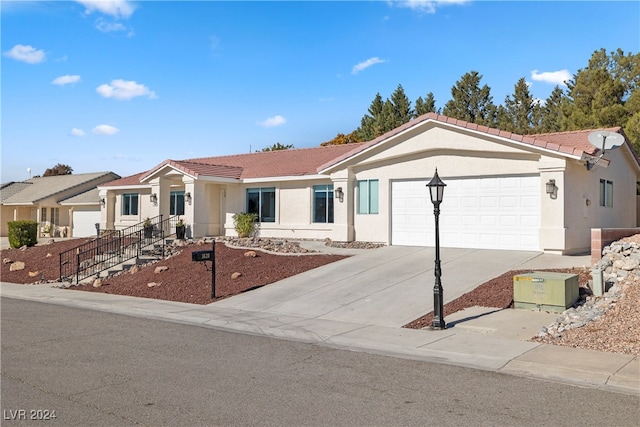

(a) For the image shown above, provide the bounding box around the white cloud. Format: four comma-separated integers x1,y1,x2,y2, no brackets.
76,0,135,19
259,115,286,127
3,44,46,64
70,128,86,137
95,18,127,33
389,0,469,14
96,79,157,100
531,69,572,86
93,124,119,135
351,57,386,75
52,75,81,86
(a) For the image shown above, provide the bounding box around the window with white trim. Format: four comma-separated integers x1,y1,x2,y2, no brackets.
313,185,334,223
599,179,613,207
122,193,139,216
247,187,275,222
170,191,185,216
357,179,379,214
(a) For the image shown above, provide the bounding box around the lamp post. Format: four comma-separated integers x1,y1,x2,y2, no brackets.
426,169,446,330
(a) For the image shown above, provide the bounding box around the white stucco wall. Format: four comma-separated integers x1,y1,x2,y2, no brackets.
222,178,338,239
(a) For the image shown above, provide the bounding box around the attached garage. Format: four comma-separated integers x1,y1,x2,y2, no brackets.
391,175,540,250
72,209,101,237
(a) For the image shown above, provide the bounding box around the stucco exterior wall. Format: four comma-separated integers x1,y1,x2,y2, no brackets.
109,188,153,230
1,206,34,236
348,148,544,244
222,179,337,239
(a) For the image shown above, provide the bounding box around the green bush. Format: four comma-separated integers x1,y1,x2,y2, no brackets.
8,220,38,248
232,212,258,238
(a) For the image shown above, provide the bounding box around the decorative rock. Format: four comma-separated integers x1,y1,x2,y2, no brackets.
154,266,169,273
130,265,140,274
538,237,640,339
46,253,52,258
93,278,103,288
19,245,27,251
147,282,161,287
244,251,257,258
28,271,40,277
3,258,12,264
231,272,242,280
9,261,25,271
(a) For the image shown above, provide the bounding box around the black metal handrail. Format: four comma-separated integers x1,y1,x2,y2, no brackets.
59,215,181,283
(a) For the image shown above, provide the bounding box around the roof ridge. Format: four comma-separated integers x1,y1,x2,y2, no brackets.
186,143,360,163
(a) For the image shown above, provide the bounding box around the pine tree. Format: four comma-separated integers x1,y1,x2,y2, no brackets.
501,77,536,134
389,84,413,128
415,92,437,117
442,71,496,126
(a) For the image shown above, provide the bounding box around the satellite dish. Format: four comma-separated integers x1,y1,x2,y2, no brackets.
588,130,624,152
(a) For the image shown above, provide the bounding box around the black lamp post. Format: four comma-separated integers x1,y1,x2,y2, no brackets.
426,169,446,330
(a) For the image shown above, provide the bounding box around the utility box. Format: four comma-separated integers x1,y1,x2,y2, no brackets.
513,272,579,313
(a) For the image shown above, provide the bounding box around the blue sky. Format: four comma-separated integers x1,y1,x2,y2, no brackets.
2,1,639,182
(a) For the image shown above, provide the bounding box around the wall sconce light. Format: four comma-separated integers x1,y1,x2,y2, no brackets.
185,192,192,205
100,198,106,207
545,179,557,199
334,187,344,202
150,193,158,204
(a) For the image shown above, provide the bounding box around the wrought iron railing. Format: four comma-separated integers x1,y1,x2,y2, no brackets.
59,215,180,283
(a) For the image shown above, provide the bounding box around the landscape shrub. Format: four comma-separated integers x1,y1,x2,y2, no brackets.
232,212,258,238
7,220,38,248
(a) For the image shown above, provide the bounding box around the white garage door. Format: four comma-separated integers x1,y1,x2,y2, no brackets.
392,176,540,250
72,210,101,237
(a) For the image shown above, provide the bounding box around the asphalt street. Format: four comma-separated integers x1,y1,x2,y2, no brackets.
2,298,638,427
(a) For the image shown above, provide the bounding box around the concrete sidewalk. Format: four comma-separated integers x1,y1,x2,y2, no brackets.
1,245,638,396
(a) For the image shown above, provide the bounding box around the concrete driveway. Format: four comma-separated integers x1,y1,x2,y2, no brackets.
214,246,592,328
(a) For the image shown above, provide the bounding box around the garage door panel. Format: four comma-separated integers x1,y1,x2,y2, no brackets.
72,210,101,237
392,176,540,250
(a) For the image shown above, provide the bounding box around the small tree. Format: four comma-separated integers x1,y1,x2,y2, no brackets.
43,163,73,176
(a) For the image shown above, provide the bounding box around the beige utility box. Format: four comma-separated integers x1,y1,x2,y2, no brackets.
513,272,579,313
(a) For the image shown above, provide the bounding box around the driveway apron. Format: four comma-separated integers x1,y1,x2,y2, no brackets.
213,246,549,327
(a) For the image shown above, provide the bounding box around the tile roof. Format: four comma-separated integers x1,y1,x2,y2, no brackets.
138,144,360,182
317,113,636,172
1,172,119,204
99,113,640,188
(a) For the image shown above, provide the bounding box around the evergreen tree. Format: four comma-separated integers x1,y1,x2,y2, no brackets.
538,86,565,133
356,93,385,141
562,49,630,130
415,92,437,116
389,84,413,127
442,71,496,126
501,77,536,134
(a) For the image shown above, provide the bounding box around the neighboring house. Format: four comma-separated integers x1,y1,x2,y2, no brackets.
98,113,640,254
1,172,121,238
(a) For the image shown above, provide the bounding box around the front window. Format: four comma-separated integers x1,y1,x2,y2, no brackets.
41,207,47,223
170,191,185,216
599,179,613,207
357,179,379,214
122,193,139,216
247,187,275,222
51,208,59,226
313,185,334,223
